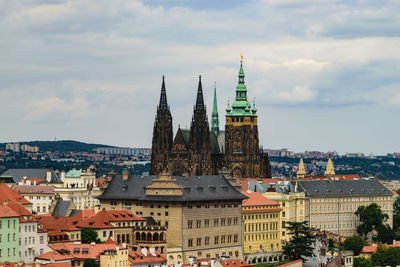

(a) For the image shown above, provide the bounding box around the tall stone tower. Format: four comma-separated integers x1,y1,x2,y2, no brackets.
149,76,173,175
224,58,271,178
188,76,213,175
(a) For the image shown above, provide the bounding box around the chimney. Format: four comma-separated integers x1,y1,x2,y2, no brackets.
46,170,52,183
122,170,129,181
60,170,65,182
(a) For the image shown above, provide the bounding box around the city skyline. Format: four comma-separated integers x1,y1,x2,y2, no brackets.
1,0,399,154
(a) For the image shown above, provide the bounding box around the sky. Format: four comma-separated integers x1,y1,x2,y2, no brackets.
0,0,399,155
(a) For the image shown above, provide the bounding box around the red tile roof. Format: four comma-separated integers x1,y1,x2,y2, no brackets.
12,184,54,194
220,259,251,267
70,209,146,229
0,205,19,218
41,263,73,267
361,241,400,254
35,215,80,231
0,183,31,205
0,263,26,267
241,191,280,207
37,243,125,261
104,237,117,245
392,190,398,195
96,178,105,187
277,259,302,266
128,250,166,264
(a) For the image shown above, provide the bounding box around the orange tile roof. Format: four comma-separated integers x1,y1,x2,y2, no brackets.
220,259,251,267
41,263,73,267
96,178,105,187
0,263,26,267
0,183,31,205
241,191,280,207
277,259,302,266
362,241,400,254
104,237,117,245
392,190,398,195
35,215,80,231
128,250,166,264
0,205,19,218
8,204,32,217
37,243,124,261
70,209,146,229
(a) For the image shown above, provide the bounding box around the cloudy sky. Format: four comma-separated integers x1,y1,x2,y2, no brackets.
0,0,399,155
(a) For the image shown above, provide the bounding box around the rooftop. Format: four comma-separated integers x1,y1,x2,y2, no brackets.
0,205,19,218
0,183,31,205
241,191,279,207
99,174,246,202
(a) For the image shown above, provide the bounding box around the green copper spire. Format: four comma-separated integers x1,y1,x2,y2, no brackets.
227,56,255,117
211,82,219,137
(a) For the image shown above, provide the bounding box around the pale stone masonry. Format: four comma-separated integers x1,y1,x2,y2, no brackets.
98,171,246,265
297,179,393,237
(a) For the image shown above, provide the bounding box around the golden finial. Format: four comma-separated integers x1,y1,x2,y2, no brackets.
240,54,243,62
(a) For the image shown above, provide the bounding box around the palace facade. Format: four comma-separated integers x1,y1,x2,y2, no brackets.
150,59,271,178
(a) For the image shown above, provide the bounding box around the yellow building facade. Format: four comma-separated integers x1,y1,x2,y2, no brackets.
242,191,282,254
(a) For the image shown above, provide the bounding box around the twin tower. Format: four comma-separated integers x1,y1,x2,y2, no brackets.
150,59,271,178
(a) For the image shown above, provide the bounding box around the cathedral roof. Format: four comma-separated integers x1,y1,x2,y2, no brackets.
98,174,247,202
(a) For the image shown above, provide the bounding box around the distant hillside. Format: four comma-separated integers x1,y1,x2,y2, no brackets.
0,140,113,152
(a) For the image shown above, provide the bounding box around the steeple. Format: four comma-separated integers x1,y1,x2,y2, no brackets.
159,76,168,110
211,82,219,137
297,157,306,178
324,158,335,176
227,56,254,117
195,75,205,110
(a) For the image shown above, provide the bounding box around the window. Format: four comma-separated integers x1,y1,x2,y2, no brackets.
40,236,44,244
103,231,106,237
214,219,219,227
188,239,193,247
221,218,225,226
196,220,201,228
165,212,169,216
234,234,238,243
188,221,193,229
197,204,202,208
221,235,225,244
196,238,201,246
227,218,232,226
188,204,193,209
227,235,232,243
13,233,16,241
8,234,10,242
214,236,219,244
204,219,210,228
8,220,10,229
234,217,238,225
205,237,210,245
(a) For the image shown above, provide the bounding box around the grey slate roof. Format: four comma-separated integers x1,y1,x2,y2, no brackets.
0,168,62,183
296,179,392,197
52,200,72,217
180,129,190,147
98,174,247,202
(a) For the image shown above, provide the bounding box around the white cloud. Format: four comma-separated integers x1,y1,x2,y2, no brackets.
278,86,316,103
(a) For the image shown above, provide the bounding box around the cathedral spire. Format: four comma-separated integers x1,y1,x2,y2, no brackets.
195,75,205,110
211,82,219,137
159,76,168,110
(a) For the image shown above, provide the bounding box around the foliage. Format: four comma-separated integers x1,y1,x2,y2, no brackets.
328,238,334,251
343,235,364,256
353,257,373,267
282,221,315,262
83,259,99,267
371,245,400,267
394,196,400,240
355,203,389,239
81,227,100,244
374,224,395,244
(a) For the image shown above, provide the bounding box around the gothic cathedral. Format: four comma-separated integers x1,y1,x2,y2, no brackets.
149,59,271,178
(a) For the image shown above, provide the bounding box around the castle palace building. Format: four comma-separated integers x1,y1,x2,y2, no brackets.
150,59,271,178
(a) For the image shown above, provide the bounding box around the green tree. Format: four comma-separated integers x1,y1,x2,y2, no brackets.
343,235,364,256
353,257,373,267
282,221,315,262
83,259,99,267
394,196,400,232
355,203,388,239
375,224,395,244
81,227,99,244
371,245,400,267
